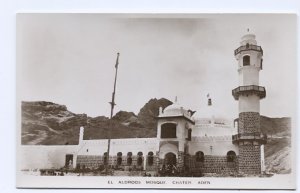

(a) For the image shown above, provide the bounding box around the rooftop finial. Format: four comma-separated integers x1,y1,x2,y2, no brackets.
175,96,178,103
207,93,212,106
247,28,250,33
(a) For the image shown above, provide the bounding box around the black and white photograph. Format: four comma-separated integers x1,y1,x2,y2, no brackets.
16,13,296,189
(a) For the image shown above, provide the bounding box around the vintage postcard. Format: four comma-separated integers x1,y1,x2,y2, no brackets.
16,13,296,189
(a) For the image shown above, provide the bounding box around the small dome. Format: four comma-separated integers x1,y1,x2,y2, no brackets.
193,98,230,125
163,102,186,117
240,33,257,46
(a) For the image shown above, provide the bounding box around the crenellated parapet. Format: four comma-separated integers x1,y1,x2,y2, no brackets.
191,135,233,142
111,138,158,145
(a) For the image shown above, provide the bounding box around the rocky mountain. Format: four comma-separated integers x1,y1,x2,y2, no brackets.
21,98,172,145
21,99,292,174
137,98,173,129
260,116,291,137
264,137,291,174
259,116,291,174
22,101,87,145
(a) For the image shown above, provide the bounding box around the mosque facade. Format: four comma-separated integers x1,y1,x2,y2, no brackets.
21,33,267,176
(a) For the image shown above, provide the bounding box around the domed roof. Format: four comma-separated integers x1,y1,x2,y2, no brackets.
158,97,193,120
193,98,230,125
240,31,257,46
163,102,186,117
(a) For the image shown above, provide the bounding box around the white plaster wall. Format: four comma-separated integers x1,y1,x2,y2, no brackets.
252,53,262,69
109,138,158,156
261,144,265,172
19,145,78,170
78,138,159,157
177,120,187,140
239,95,260,112
189,136,239,156
77,139,108,155
193,124,235,137
250,52,261,68
159,143,178,159
238,66,259,86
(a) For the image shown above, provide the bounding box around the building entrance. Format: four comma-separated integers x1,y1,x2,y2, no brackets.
65,154,73,168
160,152,177,176
164,152,177,165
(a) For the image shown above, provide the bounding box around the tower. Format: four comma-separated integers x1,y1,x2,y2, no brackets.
232,32,267,174
156,100,194,173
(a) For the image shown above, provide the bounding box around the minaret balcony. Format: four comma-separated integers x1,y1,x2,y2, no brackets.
232,132,267,145
232,85,266,100
234,44,263,56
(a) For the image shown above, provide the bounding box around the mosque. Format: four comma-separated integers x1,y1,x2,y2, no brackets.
20,32,267,176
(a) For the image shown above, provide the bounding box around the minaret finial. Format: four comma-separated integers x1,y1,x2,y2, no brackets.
207,93,212,106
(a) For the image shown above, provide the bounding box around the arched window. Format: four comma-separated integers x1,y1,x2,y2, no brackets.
137,152,143,166
117,152,122,165
127,152,132,165
147,151,154,166
243,55,250,66
195,151,204,162
103,152,108,165
161,123,177,138
227,151,236,162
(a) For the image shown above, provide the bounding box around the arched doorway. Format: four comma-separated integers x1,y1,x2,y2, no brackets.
147,152,154,166
117,152,122,166
162,152,177,176
195,151,204,162
227,151,236,162
137,152,143,166
164,152,177,165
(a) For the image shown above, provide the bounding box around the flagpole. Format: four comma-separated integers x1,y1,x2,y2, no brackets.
110,53,119,118
106,53,120,174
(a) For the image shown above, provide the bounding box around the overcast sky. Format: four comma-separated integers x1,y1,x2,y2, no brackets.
17,14,297,118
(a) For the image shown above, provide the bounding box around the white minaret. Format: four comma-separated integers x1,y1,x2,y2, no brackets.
232,31,267,174
235,33,263,113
